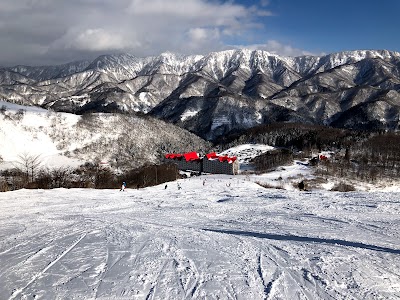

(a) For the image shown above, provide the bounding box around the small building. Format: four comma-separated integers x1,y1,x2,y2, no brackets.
202,152,239,175
166,152,202,173
165,151,239,175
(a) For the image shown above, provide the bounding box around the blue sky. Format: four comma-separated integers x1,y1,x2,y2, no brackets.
234,0,400,55
0,0,398,66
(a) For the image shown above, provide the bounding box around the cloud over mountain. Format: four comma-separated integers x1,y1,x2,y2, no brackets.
0,0,273,66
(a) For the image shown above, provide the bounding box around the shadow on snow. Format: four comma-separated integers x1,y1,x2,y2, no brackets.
203,228,400,255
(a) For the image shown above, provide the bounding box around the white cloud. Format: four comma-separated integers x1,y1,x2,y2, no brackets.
188,28,210,42
51,28,135,52
186,27,223,53
123,0,262,53
128,0,251,23
0,0,278,66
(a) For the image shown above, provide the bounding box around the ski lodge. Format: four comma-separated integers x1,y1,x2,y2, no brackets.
165,151,239,175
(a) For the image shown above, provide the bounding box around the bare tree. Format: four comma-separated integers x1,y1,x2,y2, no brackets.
52,167,72,188
15,153,42,182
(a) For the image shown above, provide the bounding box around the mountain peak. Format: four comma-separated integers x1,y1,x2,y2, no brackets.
2,48,400,141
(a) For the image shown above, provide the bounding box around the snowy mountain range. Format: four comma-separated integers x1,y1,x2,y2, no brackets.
1,49,400,140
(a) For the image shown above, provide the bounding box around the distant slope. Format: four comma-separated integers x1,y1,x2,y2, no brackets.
0,102,210,170
219,144,275,164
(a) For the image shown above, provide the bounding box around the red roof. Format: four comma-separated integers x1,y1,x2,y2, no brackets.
205,152,237,163
184,151,200,162
166,152,237,163
165,153,183,159
206,152,219,159
228,157,237,163
218,155,237,163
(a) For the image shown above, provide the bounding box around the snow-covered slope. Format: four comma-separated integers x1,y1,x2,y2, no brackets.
0,176,399,299
0,102,83,169
220,143,275,164
0,101,210,170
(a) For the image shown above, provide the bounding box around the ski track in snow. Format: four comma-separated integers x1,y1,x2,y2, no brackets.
9,233,87,300
0,175,399,299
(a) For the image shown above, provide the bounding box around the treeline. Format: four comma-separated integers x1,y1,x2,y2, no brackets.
221,122,400,182
221,122,369,151
0,162,179,192
317,133,400,182
251,149,293,173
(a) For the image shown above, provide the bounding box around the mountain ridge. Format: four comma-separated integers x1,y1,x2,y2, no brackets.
1,49,400,140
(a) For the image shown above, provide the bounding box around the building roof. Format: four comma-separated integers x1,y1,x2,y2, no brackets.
166,152,237,163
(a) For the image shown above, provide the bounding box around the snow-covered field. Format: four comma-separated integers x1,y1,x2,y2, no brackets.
1,175,399,299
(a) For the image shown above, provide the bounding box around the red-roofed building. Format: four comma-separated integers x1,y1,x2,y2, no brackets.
165,151,239,175
203,153,239,175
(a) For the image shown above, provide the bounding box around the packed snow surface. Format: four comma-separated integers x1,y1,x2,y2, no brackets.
1,175,399,299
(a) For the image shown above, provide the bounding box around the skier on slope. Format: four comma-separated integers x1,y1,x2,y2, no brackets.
298,180,305,191
120,181,127,191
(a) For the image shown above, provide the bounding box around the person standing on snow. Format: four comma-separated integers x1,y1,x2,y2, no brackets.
120,181,127,191
298,180,305,191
